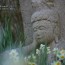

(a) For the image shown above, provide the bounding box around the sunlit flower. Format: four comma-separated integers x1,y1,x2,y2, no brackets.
9,49,18,57
28,56,31,59
51,61,61,65
36,49,40,55
9,49,19,61
60,55,65,59
40,44,45,49
57,53,65,60
47,47,51,54
55,61,61,65
53,48,59,54
47,47,50,49
24,57,29,65
56,49,65,60
28,62,36,65
47,50,51,54
24,57,27,60
53,48,59,52
32,54,36,60
60,49,65,54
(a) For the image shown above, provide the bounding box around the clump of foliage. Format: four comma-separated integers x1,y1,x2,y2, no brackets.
24,43,51,65
0,14,13,52
0,11,24,52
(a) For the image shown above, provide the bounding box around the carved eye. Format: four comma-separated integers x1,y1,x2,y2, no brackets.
33,27,37,32
39,26,46,30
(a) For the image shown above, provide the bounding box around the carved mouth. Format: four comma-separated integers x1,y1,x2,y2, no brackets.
36,36,42,39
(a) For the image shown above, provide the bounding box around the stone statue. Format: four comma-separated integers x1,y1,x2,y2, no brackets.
20,0,65,55
31,9,60,47
31,9,65,50
30,9,65,63
21,0,56,55
22,9,61,55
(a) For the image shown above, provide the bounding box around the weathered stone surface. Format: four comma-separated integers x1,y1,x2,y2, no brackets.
31,9,60,45
54,0,65,40
19,0,33,45
31,0,54,12
19,0,65,49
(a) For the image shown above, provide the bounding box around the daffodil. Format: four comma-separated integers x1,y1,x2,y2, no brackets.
36,49,40,55
56,49,65,60
28,56,31,59
60,49,65,55
51,61,61,65
28,62,36,65
47,47,50,50
60,55,65,59
32,54,36,60
40,44,45,50
24,57,27,60
9,49,18,58
57,53,65,60
53,48,59,54
55,61,61,65
9,49,19,62
47,47,51,54
47,50,51,54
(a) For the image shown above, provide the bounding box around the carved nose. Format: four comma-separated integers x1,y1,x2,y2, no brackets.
37,33,40,36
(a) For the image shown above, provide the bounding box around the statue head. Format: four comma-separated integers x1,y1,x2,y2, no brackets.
31,9,60,44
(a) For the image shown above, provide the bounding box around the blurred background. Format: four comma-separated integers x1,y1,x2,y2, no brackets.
0,0,25,53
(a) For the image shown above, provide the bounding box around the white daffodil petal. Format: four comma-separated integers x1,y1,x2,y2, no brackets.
36,49,40,55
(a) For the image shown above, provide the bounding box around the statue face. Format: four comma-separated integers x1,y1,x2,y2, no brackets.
33,20,55,43
31,9,59,44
